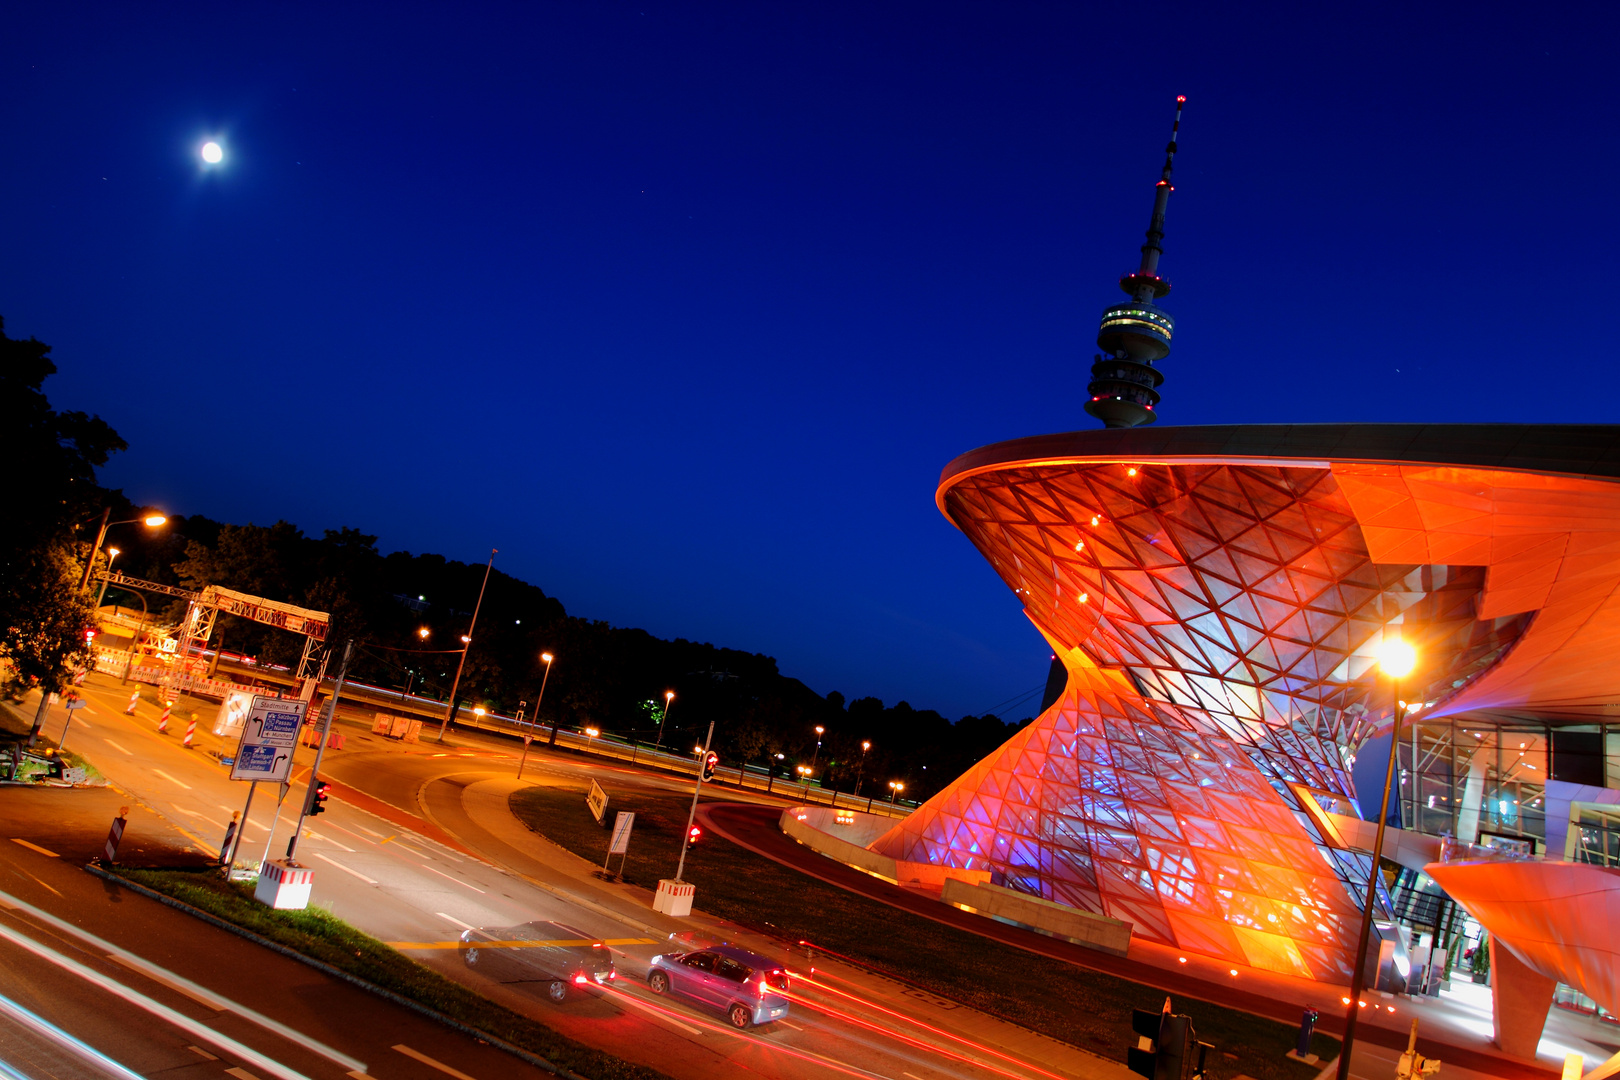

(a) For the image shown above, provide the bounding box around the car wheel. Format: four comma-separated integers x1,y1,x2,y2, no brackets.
728,1003,752,1029
464,948,479,965
547,980,568,1002
648,970,669,995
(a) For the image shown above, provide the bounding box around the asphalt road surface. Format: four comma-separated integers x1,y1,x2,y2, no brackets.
7,674,1130,1080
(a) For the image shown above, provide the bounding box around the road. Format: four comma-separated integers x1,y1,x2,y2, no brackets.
0,796,560,1080
4,673,1131,1080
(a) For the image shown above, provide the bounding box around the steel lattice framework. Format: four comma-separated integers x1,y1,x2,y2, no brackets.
871,449,1538,979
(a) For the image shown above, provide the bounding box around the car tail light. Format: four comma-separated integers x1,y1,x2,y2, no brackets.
574,975,588,985
608,970,617,979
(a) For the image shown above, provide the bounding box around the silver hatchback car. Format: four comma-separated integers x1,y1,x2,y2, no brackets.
646,943,790,1028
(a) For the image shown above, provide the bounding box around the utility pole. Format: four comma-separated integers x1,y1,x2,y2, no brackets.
286,639,353,865
437,550,496,741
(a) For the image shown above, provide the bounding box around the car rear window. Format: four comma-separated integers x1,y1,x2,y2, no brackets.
764,968,789,991
715,958,750,983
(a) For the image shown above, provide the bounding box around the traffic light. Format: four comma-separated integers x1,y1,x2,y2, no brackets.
1128,1001,1211,1080
307,780,331,817
701,752,718,783
687,825,702,844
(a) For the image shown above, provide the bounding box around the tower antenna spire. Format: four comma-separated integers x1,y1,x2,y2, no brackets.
1085,95,1187,429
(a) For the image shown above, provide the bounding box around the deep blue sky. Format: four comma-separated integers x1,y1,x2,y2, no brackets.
5,3,1617,719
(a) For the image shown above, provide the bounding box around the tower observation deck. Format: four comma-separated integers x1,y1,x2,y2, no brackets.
1085,97,1185,429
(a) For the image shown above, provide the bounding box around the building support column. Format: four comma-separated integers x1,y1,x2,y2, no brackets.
1489,936,1556,1060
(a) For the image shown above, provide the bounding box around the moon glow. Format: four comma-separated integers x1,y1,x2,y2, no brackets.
201,141,224,164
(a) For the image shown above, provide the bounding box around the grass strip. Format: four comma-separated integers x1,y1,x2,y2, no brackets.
104,867,671,1080
512,784,1340,1080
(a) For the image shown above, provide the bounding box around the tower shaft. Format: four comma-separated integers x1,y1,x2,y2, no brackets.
1085,97,1185,430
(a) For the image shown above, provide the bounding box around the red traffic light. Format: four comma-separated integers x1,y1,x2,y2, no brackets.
688,825,702,842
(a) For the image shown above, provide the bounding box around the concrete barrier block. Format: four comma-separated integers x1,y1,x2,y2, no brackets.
941,877,1132,956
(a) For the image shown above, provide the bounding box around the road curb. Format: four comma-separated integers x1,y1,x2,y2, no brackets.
82,863,606,1080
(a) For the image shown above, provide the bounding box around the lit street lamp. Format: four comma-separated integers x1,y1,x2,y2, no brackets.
94,548,121,610
473,706,487,730
888,780,905,806
655,691,675,748
1336,636,1419,1080
437,549,496,742
78,510,166,591
854,740,871,797
810,725,825,772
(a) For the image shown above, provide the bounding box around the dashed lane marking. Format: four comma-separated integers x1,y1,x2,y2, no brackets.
152,769,192,790
391,1044,479,1080
226,1068,263,1080
307,831,355,852
102,738,133,755
417,863,485,894
9,840,59,858
435,912,476,931
186,1047,218,1060
313,853,377,884
386,937,657,950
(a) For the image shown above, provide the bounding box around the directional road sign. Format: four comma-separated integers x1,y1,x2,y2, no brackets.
230,696,308,782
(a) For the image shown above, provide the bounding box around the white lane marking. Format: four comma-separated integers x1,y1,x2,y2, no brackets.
187,1047,218,1060
0,887,365,1072
218,805,236,815
435,912,476,931
307,831,356,852
0,921,317,1080
418,863,485,894
0,989,146,1080
391,841,431,859
776,1018,804,1030
903,1073,928,1080
172,805,209,820
9,840,59,858
226,1068,262,1080
313,853,377,884
152,770,192,790
102,738,133,755
392,1045,478,1080
351,823,386,838
319,822,374,845
601,987,703,1035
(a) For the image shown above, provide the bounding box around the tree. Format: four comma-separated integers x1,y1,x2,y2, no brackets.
0,318,124,736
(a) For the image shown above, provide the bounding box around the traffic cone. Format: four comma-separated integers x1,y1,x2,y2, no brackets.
124,690,139,715
183,717,197,749
158,701,171,733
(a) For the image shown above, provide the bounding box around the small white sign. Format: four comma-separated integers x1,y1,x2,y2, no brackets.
609,811,635,855
230,696,308,782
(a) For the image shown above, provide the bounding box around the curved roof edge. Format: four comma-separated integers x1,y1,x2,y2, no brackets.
939,424,1620,496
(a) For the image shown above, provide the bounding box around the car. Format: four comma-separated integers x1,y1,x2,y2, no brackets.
646,943,790,1029
459,920,617,1002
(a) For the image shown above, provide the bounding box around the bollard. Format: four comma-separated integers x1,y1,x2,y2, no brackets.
157,701,171,733
1297,1006,1319,1058
183,716,196,748
103,806,130,864
218,812,239,866
124,690,139,715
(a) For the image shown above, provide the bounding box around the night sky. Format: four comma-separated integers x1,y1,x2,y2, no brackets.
6,3,1617,720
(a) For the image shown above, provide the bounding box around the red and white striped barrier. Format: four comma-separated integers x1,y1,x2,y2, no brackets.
254,859,314,910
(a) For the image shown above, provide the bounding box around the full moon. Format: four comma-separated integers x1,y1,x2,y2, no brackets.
201,141,223,164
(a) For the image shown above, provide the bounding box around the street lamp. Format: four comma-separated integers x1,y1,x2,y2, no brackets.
810,725,825,772
854,740,871,797
1336,635,1420,1080
654,690,676,748
437,549,496,742
78,510,167,591
473,706,486,728
94,548,121,610
888,780,905,806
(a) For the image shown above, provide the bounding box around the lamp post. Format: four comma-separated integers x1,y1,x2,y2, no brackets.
855,740,871,797
94,548,121,610
78,510,166,592
119,588,149,684
810,725,825,772
655,691,675,748
888,780,905,806
473,706,486,730
436,549,496,742
1336,636,1419,1080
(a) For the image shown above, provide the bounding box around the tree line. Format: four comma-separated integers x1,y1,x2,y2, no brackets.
1,319,1032,798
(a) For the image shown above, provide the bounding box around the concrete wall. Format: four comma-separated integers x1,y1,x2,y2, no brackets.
780,808,901,881
941,877,1132,957
786,805,894,847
